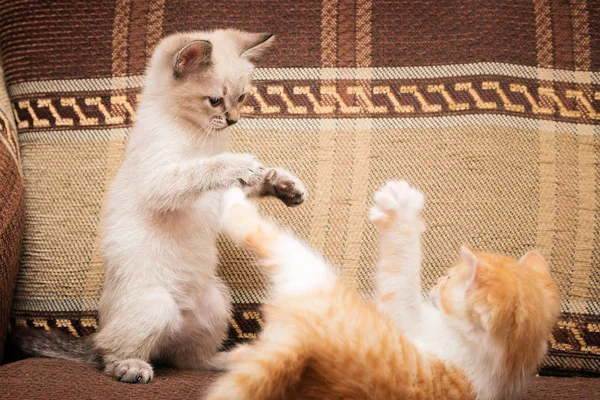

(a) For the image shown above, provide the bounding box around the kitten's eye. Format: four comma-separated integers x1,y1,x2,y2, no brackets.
238,94,246,103
208,97,223,107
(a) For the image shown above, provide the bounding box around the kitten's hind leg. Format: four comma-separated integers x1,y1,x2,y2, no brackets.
95,288,181,383
220,187,336,299
369,180,425,330
204,326,306,400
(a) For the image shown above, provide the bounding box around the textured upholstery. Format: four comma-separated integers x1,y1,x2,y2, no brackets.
0,0,599,375
0,60,23,362
0,359,599,400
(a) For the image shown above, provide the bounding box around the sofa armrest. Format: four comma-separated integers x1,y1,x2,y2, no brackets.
0,60,24,363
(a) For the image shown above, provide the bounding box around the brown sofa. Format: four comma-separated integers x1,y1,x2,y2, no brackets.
1,0,600,398
0,358,597,400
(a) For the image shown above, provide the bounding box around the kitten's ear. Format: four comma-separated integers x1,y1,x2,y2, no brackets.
520,250,549,274
233,32,275,63
460,245,479,289
173,40,212,78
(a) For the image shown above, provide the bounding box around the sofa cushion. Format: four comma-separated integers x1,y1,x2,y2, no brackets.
1,0,600,376
0,61,24,362
0,358,219,400
0,358,599,400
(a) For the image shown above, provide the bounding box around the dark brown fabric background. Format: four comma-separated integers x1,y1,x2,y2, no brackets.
0,358,599,400
0,139,23,363
0,71,23,362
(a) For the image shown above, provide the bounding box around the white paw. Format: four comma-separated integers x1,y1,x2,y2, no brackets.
213,153,264,189
220,187,257,240
109,358,153,384
369,180,424,227
233,153,264,187
221,186,249,213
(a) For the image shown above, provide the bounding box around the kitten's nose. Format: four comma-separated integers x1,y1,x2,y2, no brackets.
226,109,239,126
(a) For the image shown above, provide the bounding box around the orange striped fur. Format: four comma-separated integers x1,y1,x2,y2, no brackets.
206,182,560,400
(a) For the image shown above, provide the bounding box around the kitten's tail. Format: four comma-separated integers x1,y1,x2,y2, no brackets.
11,326,100,363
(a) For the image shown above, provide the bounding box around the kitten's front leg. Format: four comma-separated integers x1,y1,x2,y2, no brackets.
205,152,266,189
142,153,264,211
245,167,306,207
369,181,425,330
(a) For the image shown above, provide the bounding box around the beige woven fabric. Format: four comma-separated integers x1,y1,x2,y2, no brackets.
12,118,551,300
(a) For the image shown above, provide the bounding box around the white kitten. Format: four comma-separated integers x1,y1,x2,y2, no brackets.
96,29,306,383
13,29,306,384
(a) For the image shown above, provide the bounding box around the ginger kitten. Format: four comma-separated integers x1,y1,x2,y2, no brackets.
13,29,306,384
205,181,560,400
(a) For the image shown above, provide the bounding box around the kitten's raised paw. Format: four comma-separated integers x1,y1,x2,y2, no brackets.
369,180,424,228
107,358,153,384
234,154,265,187
221,186,252,214
220,187,259,242
263,168,306,207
